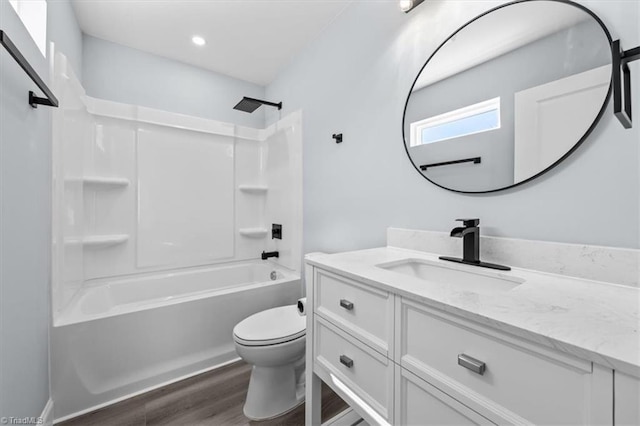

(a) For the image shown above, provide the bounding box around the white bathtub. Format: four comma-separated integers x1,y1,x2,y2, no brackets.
52,260,301,421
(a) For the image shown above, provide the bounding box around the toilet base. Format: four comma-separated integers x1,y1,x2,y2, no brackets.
244,396,304,421
243,362,305,420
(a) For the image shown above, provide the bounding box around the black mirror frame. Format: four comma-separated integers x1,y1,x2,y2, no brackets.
401,0,614,194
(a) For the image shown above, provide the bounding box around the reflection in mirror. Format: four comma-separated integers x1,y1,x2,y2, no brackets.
403,0,612,193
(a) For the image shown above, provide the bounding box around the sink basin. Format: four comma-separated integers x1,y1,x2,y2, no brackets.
376,258,525,294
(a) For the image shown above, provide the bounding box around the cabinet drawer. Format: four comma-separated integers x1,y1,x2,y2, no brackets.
399,299,609,425
314,316,394,421
395,365,494,426
315,268,393,355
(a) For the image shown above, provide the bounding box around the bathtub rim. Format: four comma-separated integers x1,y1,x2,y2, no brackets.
54,260,300,327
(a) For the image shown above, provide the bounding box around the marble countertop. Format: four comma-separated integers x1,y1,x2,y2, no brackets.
305,247,640,378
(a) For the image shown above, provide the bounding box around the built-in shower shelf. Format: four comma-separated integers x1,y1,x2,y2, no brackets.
238,184,268,194
65,234,130,248
238,228,269,238
66,176,130,187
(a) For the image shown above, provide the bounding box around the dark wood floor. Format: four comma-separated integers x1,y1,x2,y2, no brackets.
58,361,348,426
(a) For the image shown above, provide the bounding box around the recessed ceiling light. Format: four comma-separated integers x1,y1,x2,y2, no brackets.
191,35,206,46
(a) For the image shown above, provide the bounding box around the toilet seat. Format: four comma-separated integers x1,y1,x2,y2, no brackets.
233,305,306,347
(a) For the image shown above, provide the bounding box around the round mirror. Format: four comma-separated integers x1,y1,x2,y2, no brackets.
402,0,613,193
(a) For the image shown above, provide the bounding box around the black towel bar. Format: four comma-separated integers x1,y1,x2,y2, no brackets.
0,29,58,108
420,157,481,171
613,40,640,129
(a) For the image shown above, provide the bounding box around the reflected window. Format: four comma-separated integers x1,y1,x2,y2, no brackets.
409,97,501,146
8,0,47,57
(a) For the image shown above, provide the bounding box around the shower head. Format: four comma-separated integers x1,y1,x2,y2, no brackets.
233,97,262,113
233,97,282,113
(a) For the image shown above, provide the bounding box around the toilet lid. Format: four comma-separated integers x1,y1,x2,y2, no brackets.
233,305,306,346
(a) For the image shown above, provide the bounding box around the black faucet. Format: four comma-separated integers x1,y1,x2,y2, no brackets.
439,219,510,271
450,218,480,263
261,251,279,260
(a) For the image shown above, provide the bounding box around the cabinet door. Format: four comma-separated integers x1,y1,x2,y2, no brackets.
615,372,640,426
395,366,494,426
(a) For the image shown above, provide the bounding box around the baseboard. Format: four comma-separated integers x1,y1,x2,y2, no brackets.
54,357,241,424
40,399,54,426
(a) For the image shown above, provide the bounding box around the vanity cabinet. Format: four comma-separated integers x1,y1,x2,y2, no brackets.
306,264,617,426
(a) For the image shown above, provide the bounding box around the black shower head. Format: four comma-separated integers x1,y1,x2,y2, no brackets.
234,97,262,113
233,97,282,113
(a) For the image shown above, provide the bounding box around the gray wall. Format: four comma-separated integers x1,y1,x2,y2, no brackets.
405,20,610,191
0,0,82,418
265,0,640,252
1,2,48,419
82,35,266,128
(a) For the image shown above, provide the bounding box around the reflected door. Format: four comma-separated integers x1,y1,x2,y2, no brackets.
514,65,610,181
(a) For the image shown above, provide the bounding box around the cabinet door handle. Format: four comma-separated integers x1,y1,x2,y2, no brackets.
458,354,486,375
339,299,354,310
340,355,354,368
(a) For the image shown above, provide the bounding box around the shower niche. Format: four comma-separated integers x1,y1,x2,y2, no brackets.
51,52,302,321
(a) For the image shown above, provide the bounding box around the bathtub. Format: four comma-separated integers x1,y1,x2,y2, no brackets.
51,260,301,421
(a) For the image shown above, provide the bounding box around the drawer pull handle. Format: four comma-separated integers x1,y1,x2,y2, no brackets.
340,355,354,368
458,354,486,375
339,299,354,310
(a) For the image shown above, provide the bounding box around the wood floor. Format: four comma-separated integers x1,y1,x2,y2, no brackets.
58,361,349,426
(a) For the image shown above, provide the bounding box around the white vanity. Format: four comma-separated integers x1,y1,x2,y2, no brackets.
304,230,640,425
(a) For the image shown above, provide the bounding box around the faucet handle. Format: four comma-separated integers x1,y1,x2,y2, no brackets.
456,218,479,227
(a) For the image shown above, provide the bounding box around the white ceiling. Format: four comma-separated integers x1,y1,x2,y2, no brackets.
71,0,351,86
413,1,590,91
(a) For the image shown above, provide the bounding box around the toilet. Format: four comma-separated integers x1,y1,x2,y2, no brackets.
233,304,306,420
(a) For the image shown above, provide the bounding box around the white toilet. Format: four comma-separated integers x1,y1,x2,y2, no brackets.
233,304,306,420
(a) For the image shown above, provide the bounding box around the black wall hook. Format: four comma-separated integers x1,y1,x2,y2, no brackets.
332,133,343,143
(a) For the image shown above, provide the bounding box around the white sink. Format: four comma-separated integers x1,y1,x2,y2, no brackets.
376,258,525,294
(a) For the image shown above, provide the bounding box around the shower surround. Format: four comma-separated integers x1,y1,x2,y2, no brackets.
49,53,302,421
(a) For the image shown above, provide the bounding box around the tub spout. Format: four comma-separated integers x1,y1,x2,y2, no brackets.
261,251,279,260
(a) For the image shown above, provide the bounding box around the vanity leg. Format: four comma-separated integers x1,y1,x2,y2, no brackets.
305,263,322,425
305,370,322,425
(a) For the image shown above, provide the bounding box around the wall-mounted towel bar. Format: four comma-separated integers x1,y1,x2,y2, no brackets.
0,30,58,108
613,40,640,129
420,157,481,171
